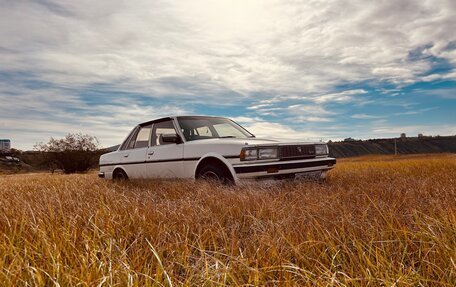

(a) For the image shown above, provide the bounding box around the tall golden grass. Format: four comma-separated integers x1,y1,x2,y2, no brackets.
0,154,455,286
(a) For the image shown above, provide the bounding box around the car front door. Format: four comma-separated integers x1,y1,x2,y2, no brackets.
146,119,184,178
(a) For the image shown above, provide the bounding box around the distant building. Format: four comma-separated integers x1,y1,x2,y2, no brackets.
418,133,424,138
400,133,406,139
0,139,11,151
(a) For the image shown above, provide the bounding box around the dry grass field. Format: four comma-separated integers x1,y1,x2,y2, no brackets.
0,154,455,286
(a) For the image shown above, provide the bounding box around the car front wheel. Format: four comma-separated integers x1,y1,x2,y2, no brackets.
197,164,233,185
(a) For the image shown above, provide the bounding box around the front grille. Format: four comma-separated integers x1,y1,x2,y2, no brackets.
278,145,316,159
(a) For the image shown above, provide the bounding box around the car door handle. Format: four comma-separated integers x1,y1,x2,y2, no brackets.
124,154,129,157
148,151,154,155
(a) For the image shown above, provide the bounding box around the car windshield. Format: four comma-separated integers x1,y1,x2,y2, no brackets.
177,117,255,141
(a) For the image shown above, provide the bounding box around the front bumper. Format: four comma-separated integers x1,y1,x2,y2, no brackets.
232,157,336,179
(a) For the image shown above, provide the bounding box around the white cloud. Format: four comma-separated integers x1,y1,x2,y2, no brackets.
230,116,263,124
351,114,385,120
312,89,368,104
287,104,335,116
394,107,437,116
243,121,324,141
247,104,273,110
293,116,332,123
0,82,190,149
371,124,456,137
1,0,455,95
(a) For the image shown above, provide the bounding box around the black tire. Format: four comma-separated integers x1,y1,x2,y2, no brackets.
274,173,295,180
113,169,128,181
197,164,233,185
318,171,328,183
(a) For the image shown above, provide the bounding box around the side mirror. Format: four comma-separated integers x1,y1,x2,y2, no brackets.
161,134,182,144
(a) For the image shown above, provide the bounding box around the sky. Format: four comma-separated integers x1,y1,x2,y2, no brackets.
1,0,455,150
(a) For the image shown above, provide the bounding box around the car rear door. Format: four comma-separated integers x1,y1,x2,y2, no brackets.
121,124,151,178
146,119,184,178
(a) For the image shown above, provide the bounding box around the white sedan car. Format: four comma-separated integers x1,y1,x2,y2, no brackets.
99,116,336,184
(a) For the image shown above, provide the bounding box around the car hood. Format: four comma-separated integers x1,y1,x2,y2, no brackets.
185,137,324,146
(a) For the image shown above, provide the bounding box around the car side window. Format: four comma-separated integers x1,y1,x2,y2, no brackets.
134,125,152,148
123,128,139,150
152,120,177,146
120,127,138,150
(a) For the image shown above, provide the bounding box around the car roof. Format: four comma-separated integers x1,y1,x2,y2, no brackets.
139,115,228,126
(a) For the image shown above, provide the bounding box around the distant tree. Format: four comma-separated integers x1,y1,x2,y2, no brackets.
35,133,101,174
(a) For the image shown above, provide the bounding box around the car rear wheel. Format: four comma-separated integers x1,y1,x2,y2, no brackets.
113,169,128,181
197,164,233,185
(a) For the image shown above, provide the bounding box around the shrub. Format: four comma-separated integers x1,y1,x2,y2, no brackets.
34,133,101,173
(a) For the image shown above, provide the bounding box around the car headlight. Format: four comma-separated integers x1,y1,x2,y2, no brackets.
258,148,278,159
315,144,329,155
240,147,278,161
240,148,258,160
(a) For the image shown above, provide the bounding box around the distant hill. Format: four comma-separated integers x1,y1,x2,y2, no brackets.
0,155,33,174
329,135,456,158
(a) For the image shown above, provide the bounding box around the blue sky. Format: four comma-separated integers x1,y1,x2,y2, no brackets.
0,0,455,150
